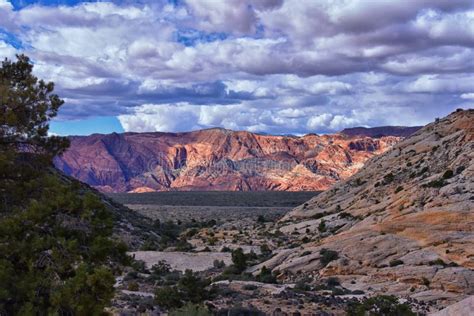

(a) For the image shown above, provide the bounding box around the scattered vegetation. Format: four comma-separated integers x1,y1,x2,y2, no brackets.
154,269,211,309
169,303,211,316
346,295,415,316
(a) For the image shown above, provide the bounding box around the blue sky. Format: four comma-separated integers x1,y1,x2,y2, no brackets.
1,0,473,136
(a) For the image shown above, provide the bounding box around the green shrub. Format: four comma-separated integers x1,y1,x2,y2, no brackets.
442,169,454,179
423,179,445,188
231,248,248,273
318,220,327,233
320,249,339,267
155,286,182,309
243,284,258,291
326,277,340,287
383,173,395,184
213,259,225,269
389,259,404,267
256,266,276,284
127,281,139,291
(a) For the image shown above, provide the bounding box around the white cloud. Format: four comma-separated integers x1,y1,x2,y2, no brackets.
1,0,473,135
0,40,16,59
405,74,474,93
460,93,474,99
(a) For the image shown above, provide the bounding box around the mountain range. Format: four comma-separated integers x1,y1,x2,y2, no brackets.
54,126,420,193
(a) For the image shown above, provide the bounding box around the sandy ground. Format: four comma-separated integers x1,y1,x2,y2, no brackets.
129,251,232,272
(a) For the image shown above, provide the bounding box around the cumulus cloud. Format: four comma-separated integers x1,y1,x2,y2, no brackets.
0,0,473,134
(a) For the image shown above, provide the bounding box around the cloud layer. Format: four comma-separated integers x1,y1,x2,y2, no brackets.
1,0,473,134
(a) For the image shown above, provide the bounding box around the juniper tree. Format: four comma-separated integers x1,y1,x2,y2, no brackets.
0,54,69,156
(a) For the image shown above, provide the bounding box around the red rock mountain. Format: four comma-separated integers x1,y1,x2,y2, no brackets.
54,127,417,193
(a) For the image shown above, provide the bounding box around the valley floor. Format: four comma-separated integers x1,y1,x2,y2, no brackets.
107,191,437,315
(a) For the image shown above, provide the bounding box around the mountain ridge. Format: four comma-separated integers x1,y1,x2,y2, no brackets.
54,126,417,193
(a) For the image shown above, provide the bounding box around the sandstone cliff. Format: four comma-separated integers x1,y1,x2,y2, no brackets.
54,128,412,193
255,109,473,308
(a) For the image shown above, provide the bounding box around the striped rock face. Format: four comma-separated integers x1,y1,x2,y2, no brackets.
54,128,411,193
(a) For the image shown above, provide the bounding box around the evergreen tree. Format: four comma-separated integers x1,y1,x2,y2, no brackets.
0,54,69,156
0,55,128,315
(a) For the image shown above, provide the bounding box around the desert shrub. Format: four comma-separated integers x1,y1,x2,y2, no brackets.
151,260,171,276
326,277,340,287
320,249,339,267
423,179,445,188
178,269,211,304
389,259,404,267
256,266,276,284
155,270,211,309
216,306,265,316
346,295,415,316
383,172,395,184
339,212,353,219
231,248,248,273
442,169,454,179
259,243,271,256
131,260,148,273
220,246,231,252
175,239,193,251
422,277,430,287
354,178,366,186
207,237,217,246
170,303,211,316
311,212,327,219
243,284,258,291
394,186,403,193
318,220,327,233
213,259,226,269
155,286,182,309
417,166,429,176
428,258,457,267
127,281,139,291
456,165,465,174
352,289,365,295
294,279,311,291
186,228,198,237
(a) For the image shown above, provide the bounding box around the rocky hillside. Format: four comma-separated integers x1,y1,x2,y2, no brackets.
54,128,406,193
341,125,421,138
254,109,473,309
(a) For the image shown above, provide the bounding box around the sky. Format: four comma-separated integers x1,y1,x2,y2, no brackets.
1,0,473,136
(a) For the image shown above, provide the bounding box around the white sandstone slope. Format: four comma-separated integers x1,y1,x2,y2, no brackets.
259,109,474,309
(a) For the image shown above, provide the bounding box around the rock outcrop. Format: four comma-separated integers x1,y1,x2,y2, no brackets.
259,109,473,309
54,128,408,193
